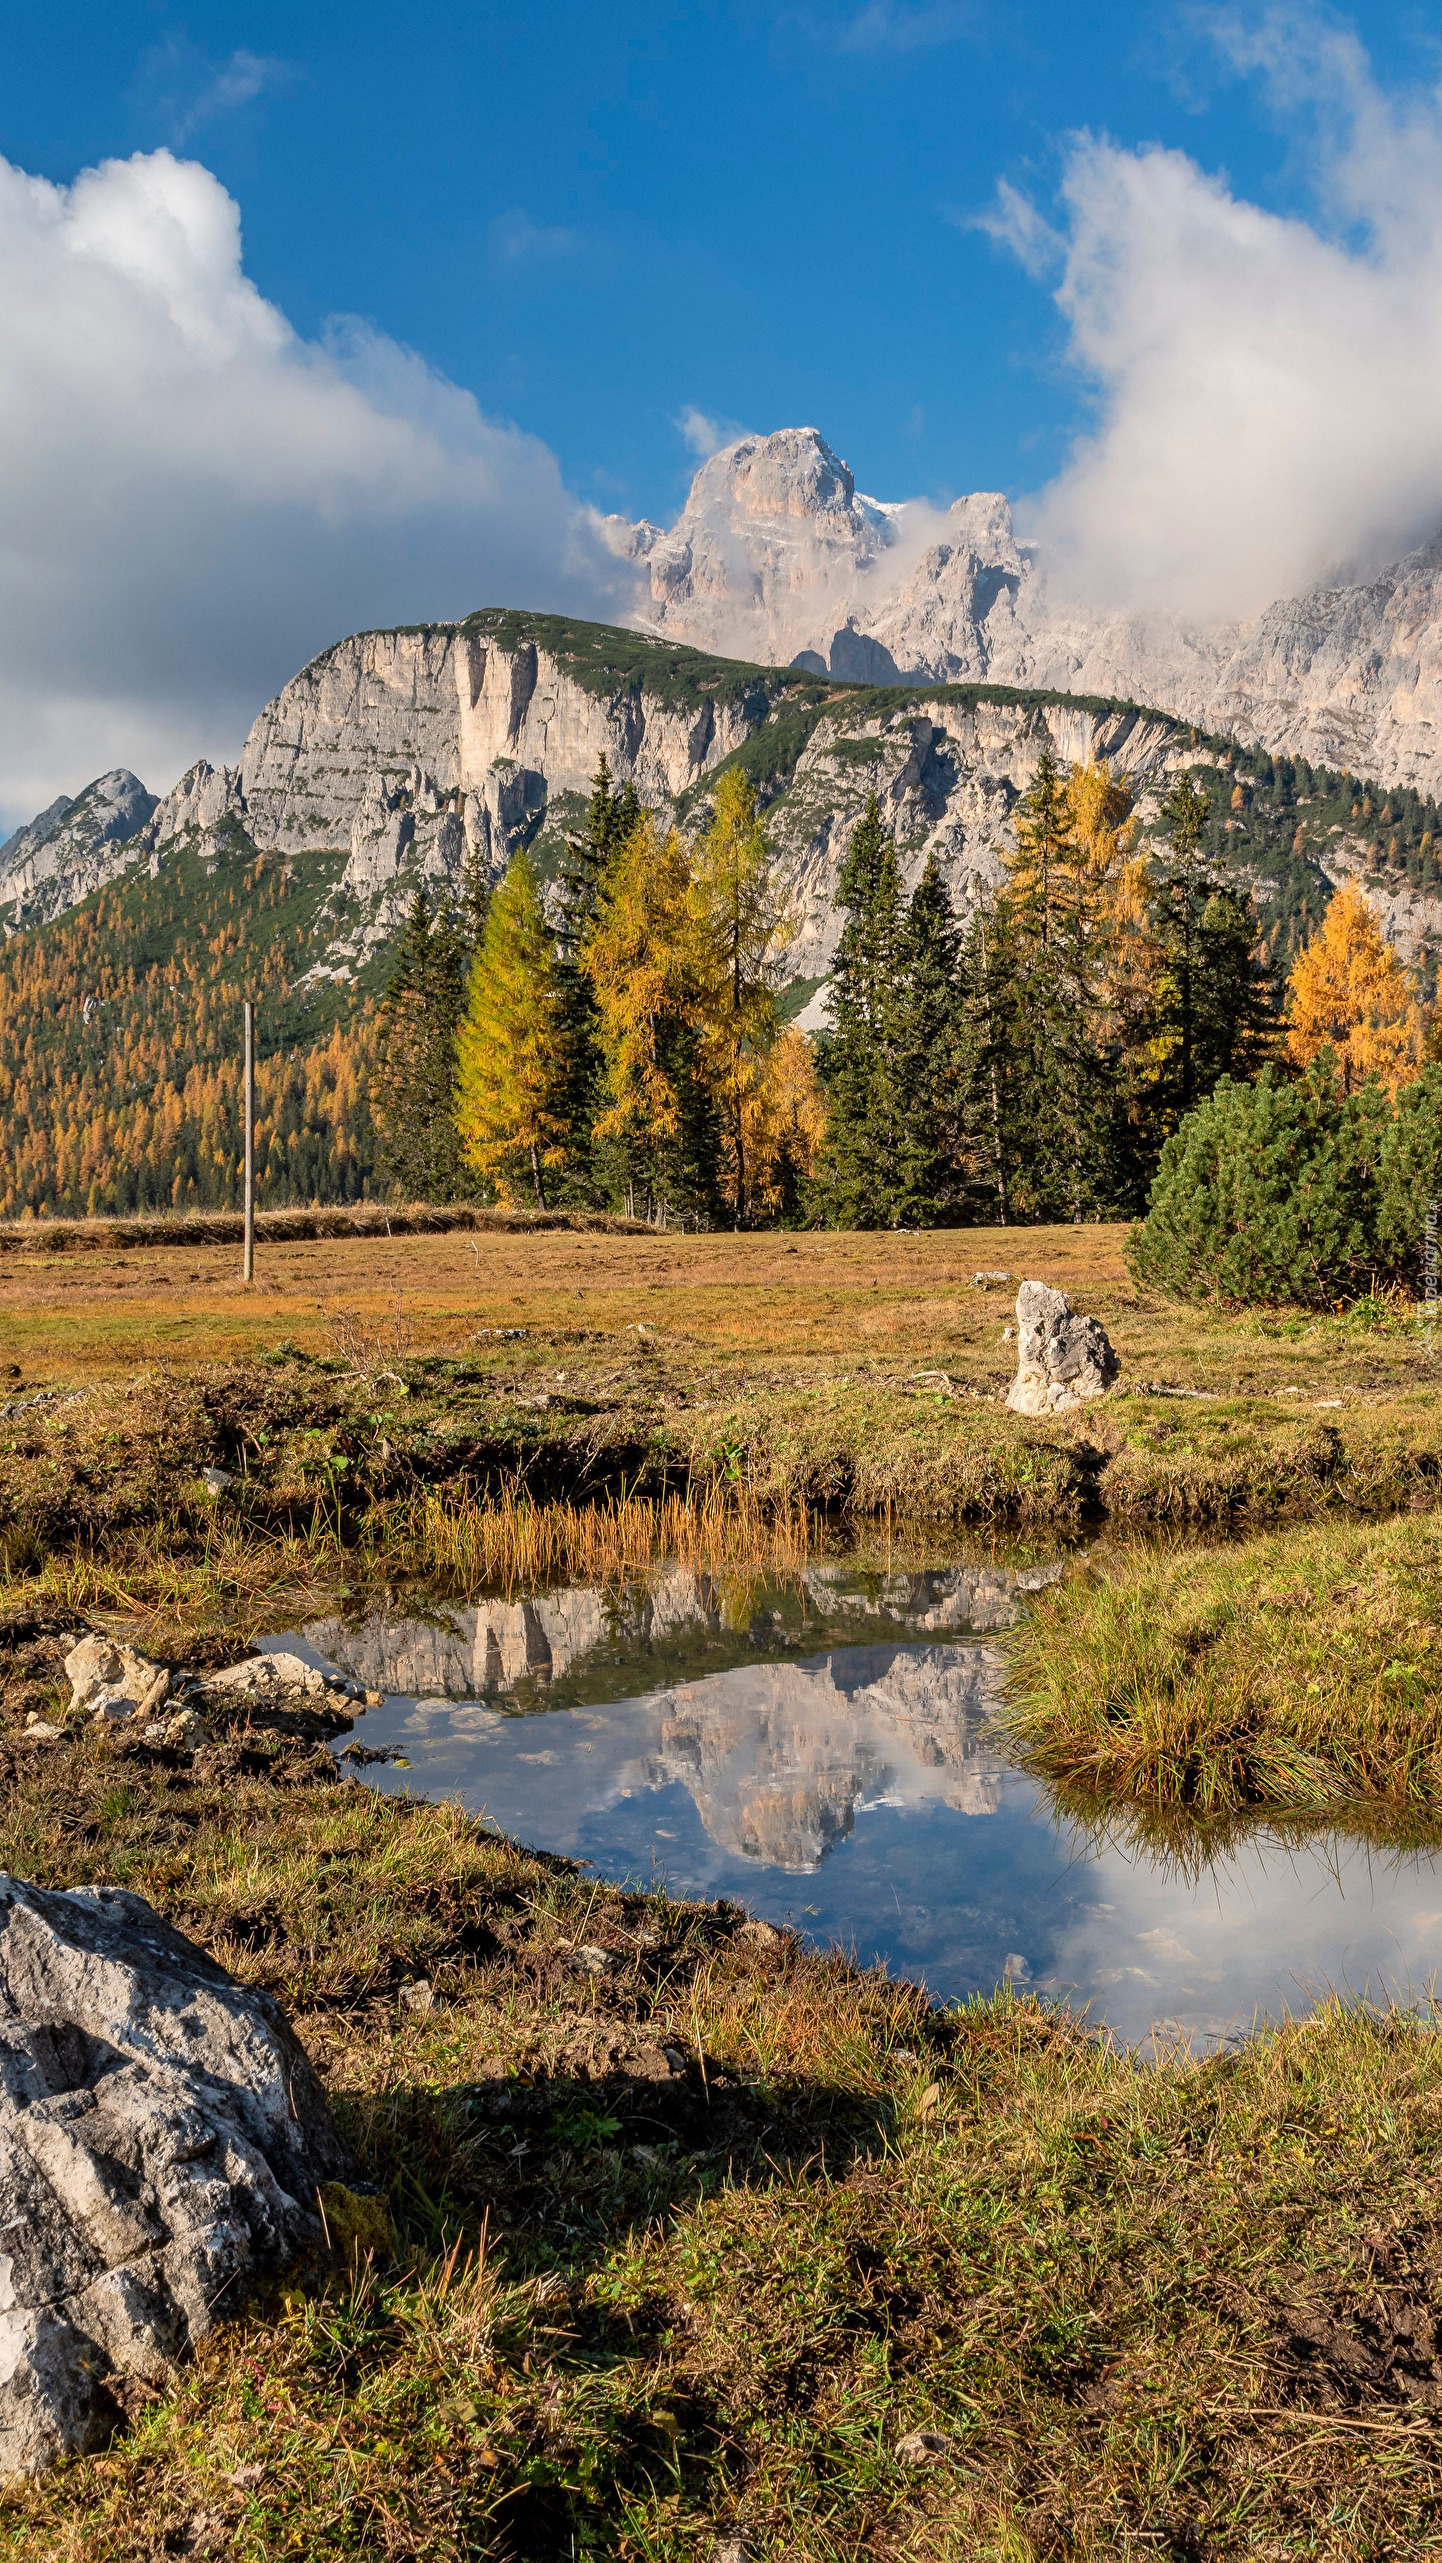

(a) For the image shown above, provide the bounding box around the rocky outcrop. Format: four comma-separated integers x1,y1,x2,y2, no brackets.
1005,1281,1119,1417
0,771,157,929
0,1875,349,2478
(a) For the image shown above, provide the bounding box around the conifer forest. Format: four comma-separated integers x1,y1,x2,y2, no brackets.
0,739,1436,1241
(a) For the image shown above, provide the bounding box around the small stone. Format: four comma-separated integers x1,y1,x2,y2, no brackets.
573,1944,613,1974
91,1693,137,1724
199,1466,233,1494
363,1689,384,1707
397,1978,434,2015
895,2427,952,2465
164,1710,212,1751
662,2046,688,2072
21,1719,61,1745
738,1918,779,1946
202,1651,332,1701
63,1635,122,1712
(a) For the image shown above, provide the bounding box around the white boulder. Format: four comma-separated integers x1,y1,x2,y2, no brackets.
0,1875,349,2478
1005,1281,1120,1417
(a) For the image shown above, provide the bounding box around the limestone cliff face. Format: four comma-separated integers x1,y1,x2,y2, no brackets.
618,427,1442,798
128,616,766,968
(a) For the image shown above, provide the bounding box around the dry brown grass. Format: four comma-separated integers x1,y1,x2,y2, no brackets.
6,1215,1439,1395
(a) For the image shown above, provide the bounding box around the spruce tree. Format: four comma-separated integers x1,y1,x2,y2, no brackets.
814,798,907,1225
892,855,966,1225
1150,770,1218,1123
374,885,468,1202
554,756,641,1201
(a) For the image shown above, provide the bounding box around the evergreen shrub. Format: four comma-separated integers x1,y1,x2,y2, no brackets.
1127,1054,1442,1306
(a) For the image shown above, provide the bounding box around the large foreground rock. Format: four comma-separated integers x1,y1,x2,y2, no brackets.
1006,1281,1120,1417
0,1875,349,2477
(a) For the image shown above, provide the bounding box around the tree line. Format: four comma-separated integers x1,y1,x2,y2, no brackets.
376,760,824,1226
375,742,1435,1230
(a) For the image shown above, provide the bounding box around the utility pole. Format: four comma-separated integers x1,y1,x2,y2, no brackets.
242,1000,255,1285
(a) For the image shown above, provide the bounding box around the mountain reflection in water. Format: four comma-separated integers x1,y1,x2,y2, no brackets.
263,1557,1442,2048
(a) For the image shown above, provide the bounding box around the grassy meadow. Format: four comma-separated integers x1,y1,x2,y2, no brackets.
4,1213,1442,2556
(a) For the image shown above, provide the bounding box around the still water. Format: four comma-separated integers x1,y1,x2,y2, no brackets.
262,1559,1442,2048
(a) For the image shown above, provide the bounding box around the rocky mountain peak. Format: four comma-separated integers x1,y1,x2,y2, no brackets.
0,768,157,932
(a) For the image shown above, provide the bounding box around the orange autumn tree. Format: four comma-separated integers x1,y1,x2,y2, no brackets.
1285,881,1422,1094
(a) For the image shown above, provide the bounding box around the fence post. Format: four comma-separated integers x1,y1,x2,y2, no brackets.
243,1000,255,1285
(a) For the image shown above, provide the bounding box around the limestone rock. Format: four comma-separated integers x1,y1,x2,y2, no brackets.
200,1650,351,1704
0,1875,348,2478
1005,1281,1119,1417
64,1636,166,1718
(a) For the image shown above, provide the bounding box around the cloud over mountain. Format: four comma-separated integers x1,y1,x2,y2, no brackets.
1003,10,1442,617
0,148,631,825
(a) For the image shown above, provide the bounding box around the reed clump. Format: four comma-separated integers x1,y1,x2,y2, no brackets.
377,1481,819,1591
1001,1508,1442,1820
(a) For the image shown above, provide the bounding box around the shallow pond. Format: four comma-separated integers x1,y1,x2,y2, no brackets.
263,1556,1442,2048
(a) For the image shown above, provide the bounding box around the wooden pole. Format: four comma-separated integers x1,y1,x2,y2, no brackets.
242,1000,255,1285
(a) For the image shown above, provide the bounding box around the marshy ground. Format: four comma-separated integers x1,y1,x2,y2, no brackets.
3,1215,1442,2557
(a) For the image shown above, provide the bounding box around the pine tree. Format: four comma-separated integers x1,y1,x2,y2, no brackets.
374,885,468,1201
455,850,572,1208
688,769,790,1225
1285,881,1423,1094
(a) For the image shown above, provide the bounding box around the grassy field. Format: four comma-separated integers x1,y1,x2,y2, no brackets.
2,1622,1442,2562
2,1222,1440,1567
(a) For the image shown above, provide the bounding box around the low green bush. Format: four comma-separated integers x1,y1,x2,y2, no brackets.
1127,1054,1442,1306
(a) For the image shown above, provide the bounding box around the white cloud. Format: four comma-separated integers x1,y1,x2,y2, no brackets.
1003,8,1442,618
0,149,637,828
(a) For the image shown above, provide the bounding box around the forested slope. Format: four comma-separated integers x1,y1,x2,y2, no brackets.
0,832,375,1220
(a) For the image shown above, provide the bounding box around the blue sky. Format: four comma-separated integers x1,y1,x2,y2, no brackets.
10,0,1439,525
7,1,1442,818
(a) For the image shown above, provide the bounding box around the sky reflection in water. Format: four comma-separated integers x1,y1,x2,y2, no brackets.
264,1559,1442,2049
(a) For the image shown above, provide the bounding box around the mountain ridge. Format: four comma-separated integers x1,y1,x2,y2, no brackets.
608,429,1442,798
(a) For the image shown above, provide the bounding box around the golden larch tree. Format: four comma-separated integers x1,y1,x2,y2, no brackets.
687,769,791,1224
455,849,571,1207
1285,881,1422,1094
585,812,700,1203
